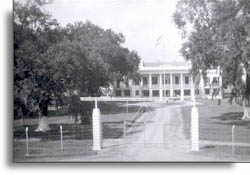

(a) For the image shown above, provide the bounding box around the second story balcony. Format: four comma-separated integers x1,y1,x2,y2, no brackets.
172,84,181,89
183,83,192,89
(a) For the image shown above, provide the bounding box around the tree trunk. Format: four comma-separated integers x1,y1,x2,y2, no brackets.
56,100,59,114
241,64,250,121
242,101,250,121
35,99,50,132
35,115,50,132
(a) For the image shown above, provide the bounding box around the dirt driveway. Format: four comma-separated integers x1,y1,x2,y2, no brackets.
120,102,196,161
65,101,213,161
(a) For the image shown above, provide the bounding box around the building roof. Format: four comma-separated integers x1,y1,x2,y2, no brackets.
142,61,190,67
138,61,191,73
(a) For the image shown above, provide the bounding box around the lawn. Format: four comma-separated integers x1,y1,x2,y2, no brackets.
14,101,150,127
181,98,250,143
181,98,250,161
13,101,152,162
13,99,250,162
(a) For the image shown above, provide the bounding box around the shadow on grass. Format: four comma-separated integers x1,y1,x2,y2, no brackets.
14,121,145,144
14,101,155,141
14,121,146,141
211,112,250,127
21,101,155,120
14,124,92,141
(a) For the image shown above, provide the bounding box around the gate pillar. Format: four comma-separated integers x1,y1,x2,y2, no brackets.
92,98,102,150
191,106,199,151
191,75,199,151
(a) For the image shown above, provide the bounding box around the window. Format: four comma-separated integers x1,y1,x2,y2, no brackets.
195,89,200,95
175,76,179,84
163,76,170,84
134,80,140,85
124,90,130,97
163,90,170,97
205,88,210,95
135,90,140,96
143,77,148,85
142,90,149,97
185,76,189,84
205,77,210,86
152,90,159,97
115,90,121,96
125,81,129,88
116,80,120,88
184,89,191,96
174,90,181,96
212,77,219,85
212,88,219,96
152,77,158,85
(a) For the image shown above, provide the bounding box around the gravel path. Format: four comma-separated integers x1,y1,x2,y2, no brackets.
120,102,194,161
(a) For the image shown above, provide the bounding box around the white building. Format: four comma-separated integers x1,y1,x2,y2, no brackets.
112,61,222,100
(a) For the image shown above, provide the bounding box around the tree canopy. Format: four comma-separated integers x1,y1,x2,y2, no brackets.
14,0,141,125
174,0,250,120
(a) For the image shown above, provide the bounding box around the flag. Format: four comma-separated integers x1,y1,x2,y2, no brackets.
155,34,164,47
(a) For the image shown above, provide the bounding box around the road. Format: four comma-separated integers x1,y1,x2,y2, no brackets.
121,101,193,161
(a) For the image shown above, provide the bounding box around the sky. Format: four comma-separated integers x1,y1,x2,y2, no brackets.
44,0,184,62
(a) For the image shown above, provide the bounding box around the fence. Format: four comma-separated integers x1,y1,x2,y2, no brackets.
199,123,250,156
13,122,250,161
14,124,93,161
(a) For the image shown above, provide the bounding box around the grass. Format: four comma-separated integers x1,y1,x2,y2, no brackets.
181,98,250,143
13,101,149,161
188,145,250,162
13,99,250,162
181,98,250,161
13,139,96,162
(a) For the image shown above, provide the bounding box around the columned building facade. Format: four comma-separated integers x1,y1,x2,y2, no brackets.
112,61,222,100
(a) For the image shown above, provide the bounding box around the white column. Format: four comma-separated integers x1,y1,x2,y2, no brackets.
170,73,173,97
140,77,143,98
180,73,184,101
180,74,183,88
159,73,162,88
163,71,166,97
159,73,163,98
219,75,222,88
92,98,102,150
149,74,152,97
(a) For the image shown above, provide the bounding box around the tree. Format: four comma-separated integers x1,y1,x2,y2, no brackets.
49,21,141,122
174,0,250,120
14,1,141,129
14,0,68,131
